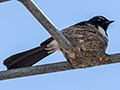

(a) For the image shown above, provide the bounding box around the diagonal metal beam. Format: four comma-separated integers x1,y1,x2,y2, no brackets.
18,0,72,51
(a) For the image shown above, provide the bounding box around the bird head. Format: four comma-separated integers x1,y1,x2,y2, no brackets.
89,16,114,31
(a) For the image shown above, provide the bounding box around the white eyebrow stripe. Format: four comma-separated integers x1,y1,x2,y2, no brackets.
99,16,105,20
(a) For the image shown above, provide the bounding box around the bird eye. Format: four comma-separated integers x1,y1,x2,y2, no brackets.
101,22,104,25
98,19,101,21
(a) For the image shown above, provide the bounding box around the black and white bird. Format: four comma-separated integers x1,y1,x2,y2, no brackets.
4,16,114,69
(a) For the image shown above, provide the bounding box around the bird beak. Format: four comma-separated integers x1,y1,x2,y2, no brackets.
106,20,114,24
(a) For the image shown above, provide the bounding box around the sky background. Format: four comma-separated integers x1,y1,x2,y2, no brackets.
0,0,120,90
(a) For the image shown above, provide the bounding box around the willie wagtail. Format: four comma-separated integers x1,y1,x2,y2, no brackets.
3,16,114,69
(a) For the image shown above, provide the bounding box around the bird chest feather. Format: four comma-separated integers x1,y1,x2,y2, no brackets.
60,26,108,68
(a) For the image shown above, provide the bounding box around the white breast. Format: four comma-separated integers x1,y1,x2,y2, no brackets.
98,26,108,39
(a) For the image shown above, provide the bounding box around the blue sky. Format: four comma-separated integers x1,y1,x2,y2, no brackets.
0,0,120,90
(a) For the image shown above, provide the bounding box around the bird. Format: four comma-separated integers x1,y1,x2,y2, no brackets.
3,16,114,69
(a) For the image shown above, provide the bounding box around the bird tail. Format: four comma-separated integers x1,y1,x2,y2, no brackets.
3,45,53,70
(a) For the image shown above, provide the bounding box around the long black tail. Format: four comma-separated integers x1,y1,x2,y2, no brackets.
3,45,53,70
